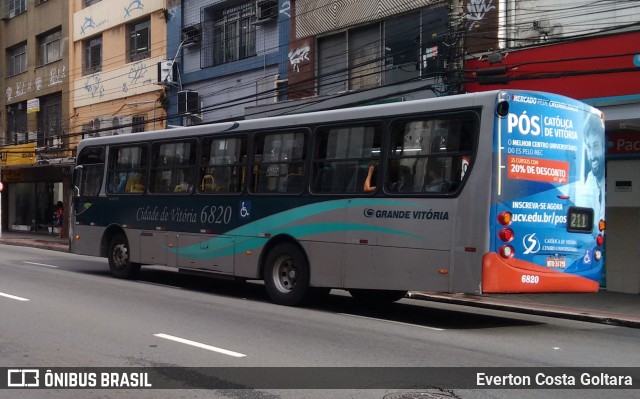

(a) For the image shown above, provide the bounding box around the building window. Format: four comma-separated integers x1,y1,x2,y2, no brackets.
84,35,102,74
316,7,448,95
202,1,256,67
7,102,27,145
5,0,27,17
38,28,62,65
384,12,421,85
317,24,381,95
83,0,101,6
317,34,347,95
7,42,27,76
128,18,150,62
37,92,62,147
132,115,145,133
348,24,381,91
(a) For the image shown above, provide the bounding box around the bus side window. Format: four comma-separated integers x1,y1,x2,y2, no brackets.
252,132,306,194
108,145,148,195
200,136,246,194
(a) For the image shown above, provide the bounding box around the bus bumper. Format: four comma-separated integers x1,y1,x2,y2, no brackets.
482,253,600,293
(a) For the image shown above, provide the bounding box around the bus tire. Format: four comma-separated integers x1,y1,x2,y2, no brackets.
263,243,311,306
107,233,141,279
348,289,407,304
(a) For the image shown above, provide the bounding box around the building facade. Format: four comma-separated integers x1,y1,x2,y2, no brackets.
0,0,72,236
463,0,640,293
69,0,168,145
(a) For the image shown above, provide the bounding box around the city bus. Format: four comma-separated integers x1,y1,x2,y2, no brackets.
71,90,606,306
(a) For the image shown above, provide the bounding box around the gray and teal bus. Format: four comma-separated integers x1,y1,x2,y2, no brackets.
71,90,606,306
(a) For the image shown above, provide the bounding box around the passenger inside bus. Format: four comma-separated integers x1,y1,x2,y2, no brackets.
423,159,446,192
363,162,377,192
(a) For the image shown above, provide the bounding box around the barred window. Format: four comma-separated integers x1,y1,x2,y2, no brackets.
202,1,256,67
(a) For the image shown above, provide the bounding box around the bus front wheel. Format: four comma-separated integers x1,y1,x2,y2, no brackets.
264,243,311,306
107,233,141,279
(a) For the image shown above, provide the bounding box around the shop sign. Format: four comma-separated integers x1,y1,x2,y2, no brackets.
2,169,24,182
0,143,36,167
27,98,40,114
607,131,640,155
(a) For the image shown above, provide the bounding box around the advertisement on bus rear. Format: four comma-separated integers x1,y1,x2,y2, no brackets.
492,91,605,282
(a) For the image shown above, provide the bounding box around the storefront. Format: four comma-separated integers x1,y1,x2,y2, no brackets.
0,143,71,235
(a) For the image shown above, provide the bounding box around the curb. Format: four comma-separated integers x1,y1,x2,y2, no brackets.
408,292,640,329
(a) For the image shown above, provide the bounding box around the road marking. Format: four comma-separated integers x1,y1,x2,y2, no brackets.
153,333,246,358
23,261,59,268
0,292,30,302
338,313,445,331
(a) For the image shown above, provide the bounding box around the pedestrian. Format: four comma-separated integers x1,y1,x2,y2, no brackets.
54,201,64,238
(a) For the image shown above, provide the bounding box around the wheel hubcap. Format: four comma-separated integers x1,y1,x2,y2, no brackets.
113,243,128,269
273,256,297,293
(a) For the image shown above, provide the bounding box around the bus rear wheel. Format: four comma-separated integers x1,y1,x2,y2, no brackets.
264,243,311,306
107,233,141,279
348,289,407,305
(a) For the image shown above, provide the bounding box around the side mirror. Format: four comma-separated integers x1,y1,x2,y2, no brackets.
73,165,83,197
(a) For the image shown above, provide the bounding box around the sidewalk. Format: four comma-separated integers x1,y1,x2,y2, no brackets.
1,231,638,328
0,231,69,253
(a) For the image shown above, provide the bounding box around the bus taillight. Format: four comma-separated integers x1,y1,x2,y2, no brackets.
499,245,515,259
498,228,514,242
599,220,606,232
497,211,513,226
597,234,604,246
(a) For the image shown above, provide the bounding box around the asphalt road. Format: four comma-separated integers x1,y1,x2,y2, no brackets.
1,244,639,399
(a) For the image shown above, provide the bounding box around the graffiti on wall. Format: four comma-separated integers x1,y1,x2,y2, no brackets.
464,0,499,53
74,56,162,108
288,44,310,73
466,0,495,27
124,0,144,18
84,75,105,99
280,1,291,18
5,66,67,102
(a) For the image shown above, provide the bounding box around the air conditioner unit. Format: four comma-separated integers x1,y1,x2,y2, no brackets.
255,0,278,23
50,137,62,148
178,90,199,114
181,23,202,46
90,116,113,137
157,60,178,85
